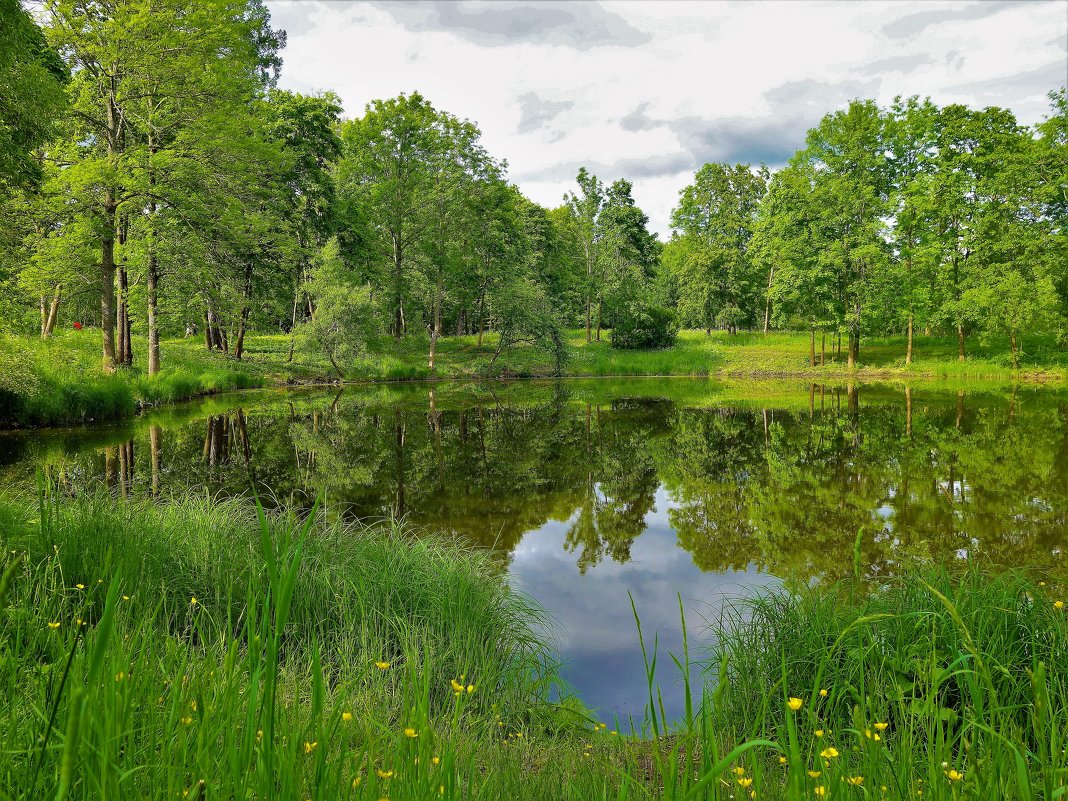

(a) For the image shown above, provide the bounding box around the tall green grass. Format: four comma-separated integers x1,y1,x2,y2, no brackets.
0,492,1065,798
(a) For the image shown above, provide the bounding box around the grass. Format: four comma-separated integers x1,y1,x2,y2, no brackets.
0,487,1065,798
3,327,1067,429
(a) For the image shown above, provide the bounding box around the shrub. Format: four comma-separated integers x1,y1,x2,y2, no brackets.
610,304,678,350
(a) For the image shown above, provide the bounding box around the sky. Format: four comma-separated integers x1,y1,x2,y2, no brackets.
265,0,1068,238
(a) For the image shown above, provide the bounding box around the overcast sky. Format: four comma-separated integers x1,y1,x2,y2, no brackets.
266,0,1068,238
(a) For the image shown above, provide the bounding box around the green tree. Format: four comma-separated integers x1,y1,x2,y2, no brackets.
667,162,768,333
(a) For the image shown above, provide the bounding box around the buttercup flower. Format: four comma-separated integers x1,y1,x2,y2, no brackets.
787,697,804,711
820,747,839,759
375,661,391,669
737,777,753,788
404,728,418,738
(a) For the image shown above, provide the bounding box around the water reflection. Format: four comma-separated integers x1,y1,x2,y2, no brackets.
5,380,1068,721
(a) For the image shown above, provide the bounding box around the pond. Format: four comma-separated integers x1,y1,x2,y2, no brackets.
3,378,1067,725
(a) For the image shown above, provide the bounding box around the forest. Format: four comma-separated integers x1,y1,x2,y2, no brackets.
3,0,1066,381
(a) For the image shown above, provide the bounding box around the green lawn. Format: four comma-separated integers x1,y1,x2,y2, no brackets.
3,327,1067,428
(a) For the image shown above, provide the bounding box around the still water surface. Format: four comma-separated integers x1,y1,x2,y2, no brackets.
3,379,1067,722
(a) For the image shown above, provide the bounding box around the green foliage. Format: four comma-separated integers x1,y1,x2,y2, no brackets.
610,304,678,350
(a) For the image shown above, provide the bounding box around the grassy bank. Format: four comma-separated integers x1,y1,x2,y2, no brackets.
3,328,1067,428
0,492,1065,798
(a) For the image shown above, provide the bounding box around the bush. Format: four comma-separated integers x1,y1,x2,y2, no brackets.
610,304,678,350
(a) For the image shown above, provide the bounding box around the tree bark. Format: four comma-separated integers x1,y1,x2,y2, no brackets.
809,328,816,367
429,263,443,371
847,330,859,369
1010,331,1018,369
234,263,253,361
957,322,965,362
763,264,774,334
43,286,62,338
147,252,160,374
905,313,914,366
820,332,826,366
392,235,405,338
100,208,118,373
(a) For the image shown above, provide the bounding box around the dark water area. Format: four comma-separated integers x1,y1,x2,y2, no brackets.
3,378,1068,724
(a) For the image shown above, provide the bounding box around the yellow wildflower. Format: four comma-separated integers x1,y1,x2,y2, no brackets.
814,729,824,738
352,777,361,788
450,679,465,693
404,728,418,738
342,711,353,722
945,769,963,782
190,597,197,606
514,732,523,739
848,776,864,786
814,788,826,798
122,595,130,601
733,766,746,777
432,756,440,766
256,730,263,739
779,756,788,765
610,730,617,736
787,697,804,711
115,671,125,682
75,584,85,590
874,722,889,732
864,729,881,741
808,770,822,779
737,777,753,788
439,787,445,796
1055,600,1065,610
375,661,391,669
819,688,828,697
303,741,317,754
180,716,192,725
376,769,393,779
48,622,60,630
820,747,839,759
466,684,475,693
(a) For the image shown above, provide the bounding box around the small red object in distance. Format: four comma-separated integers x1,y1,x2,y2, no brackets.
72,322,82,330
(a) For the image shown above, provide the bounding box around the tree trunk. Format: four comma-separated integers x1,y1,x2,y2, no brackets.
147,253,160,374
392,236,404,338
809,328,816,367
429,264,442,371
100,212,118,373
204,310,213,351
595,298,603,342
905,313,913,366
957,323,965,362
39,296,47,337
847,330,859,369
820,332,826,366
477,291,486,347
234,263,253,361
1010,331,1018,369
43,286,62,337
763,264,774,334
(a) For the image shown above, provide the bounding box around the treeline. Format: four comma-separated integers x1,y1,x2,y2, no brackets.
665,96,1068,367
1,0,1065,375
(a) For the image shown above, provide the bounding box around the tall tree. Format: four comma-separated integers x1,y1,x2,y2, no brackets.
564,168,605,342
667,162,768,333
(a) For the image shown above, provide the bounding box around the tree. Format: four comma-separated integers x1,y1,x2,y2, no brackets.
885,96,940,364
667,162,768,333
337,93,444,339
0,0,66,192
789,100,891,367
564,168,605,342
40,0,283,371
296,238,375,377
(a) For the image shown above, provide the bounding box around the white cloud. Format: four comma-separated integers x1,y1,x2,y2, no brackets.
267,0,1068,238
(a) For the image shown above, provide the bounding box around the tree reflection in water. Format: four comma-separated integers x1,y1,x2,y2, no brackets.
10,381,1068,583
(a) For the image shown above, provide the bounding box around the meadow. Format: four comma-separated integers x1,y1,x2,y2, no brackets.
4,327,1067,429
0,488,1065,799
